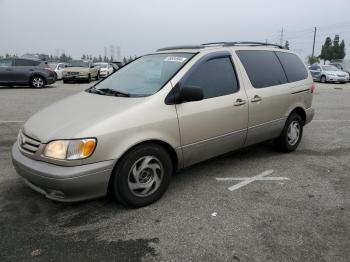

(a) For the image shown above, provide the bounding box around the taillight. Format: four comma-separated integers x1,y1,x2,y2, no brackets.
310,83,316,93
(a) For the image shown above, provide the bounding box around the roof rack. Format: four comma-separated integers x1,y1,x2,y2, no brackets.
157,45,205,52
156,41,284,52
223,41,284,49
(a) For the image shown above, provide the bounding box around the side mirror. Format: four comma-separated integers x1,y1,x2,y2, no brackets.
175,85,204,104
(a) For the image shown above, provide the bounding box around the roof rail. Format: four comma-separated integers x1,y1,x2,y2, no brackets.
157,45,205,52
156,42,284,52
223,41,284,49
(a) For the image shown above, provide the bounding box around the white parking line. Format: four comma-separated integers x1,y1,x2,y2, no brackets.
216,169,290,191
313,119,350,122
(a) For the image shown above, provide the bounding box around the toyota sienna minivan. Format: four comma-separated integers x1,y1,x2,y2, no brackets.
12,42,315,207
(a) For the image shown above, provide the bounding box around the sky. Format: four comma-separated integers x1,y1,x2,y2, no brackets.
1,0,350,60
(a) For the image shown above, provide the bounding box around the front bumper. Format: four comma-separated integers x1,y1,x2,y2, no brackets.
326,75,347,82
63,75,89,81
305,107,315,125
11,142,115,202
99,71,108,77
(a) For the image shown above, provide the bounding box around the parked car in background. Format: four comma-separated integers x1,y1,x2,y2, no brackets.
0,58,56,88
49,62,66,80
62,60,99,83
94,62,114,77
308,64,347,83
12,42,315,207
330,61,350,81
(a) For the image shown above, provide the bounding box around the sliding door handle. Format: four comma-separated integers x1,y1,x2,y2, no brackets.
251,95,262,103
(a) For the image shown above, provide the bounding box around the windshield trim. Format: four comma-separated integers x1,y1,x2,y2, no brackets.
89,51,198,98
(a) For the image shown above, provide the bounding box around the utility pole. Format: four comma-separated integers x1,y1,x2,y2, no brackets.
312,27,317,58
279,28,284,46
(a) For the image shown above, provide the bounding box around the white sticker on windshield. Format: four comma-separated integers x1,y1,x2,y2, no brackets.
164,57,187,63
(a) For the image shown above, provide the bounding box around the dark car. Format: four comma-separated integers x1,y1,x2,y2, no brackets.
0,58,56,88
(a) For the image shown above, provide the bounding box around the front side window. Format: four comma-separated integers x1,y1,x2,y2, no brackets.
183,57,239,99
236,50,287,88
0,59,13,67
275,52,308,82
94,53,195,96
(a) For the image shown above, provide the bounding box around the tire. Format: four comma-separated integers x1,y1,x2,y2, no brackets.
30,76,45,88
63,80,68,84
110,143,173,208
96,72,100,80
274,113,303,152
320,75,326,83
87,74,91,83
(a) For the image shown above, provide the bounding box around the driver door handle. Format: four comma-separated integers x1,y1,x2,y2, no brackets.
234,98,246,106
251,95,262,103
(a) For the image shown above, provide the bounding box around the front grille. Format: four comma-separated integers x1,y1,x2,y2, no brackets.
67,72,79,76
19,132,41,154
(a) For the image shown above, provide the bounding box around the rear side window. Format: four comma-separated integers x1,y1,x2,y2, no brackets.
14,59,38,66
275,52,308,82
184,57,239,99
0,59,13,67
236,50,287,88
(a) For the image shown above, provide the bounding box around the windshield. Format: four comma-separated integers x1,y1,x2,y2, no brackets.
322,65,339,71
68,60,89,67
95,63,107,68
48,63,57,69
94,53,195,96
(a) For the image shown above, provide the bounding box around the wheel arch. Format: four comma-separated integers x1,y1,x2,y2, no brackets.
107,139,180,195
30,73,47,85
289,107,306,125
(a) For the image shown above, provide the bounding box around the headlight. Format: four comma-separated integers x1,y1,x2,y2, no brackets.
62,71,67,76
44,138,96,160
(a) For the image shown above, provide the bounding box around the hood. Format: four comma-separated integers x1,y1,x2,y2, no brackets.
64,67,90,73
22,91,145,143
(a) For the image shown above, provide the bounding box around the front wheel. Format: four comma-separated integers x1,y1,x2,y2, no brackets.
87,74,91,83
110,143,173,207
275,113,303,152
96,72,100,80
320,75,326,83
31,76,45,88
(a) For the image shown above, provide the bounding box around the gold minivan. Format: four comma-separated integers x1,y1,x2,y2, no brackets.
12,42,315,207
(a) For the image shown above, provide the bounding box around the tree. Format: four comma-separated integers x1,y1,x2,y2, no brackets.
319,35,346,63
122,57,128,65
319,37,333,63
82,54,86,60
98,55,102,62
103,56,108,62
339,40,346,59
307,55,320,65
284,40,289,50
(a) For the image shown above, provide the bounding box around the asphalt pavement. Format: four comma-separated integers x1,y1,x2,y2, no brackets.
0,81,349,262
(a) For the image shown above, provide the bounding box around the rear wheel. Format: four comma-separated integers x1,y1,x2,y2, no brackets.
87,74,91,83
275,113,303,152
110,143,173,207
320,75,326,83
30,76,45,88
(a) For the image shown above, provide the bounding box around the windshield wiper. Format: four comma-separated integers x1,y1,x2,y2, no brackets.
98,88,130,97
87,86,106,95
